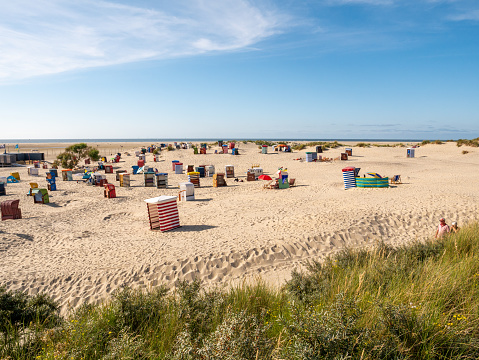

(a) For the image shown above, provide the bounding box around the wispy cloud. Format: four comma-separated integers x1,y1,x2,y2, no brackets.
449,9,479,21
324,0,394,5
0,0,288,81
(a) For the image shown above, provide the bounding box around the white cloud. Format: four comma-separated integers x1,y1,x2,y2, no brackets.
0,0,287,81
449,9,479,21
325,0,394,5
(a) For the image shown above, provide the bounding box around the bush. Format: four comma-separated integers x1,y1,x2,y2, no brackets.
457,138,479,147
54,143,99,168
88,148,100,161
355,142,370,147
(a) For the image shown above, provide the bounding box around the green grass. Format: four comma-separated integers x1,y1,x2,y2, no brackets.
2,224,479,359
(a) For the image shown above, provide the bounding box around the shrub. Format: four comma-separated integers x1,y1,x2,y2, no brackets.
292,144,306,151
457,138,479,147
88,148,100,161
170,310,274,360
54,143,99,168
355,142,370,147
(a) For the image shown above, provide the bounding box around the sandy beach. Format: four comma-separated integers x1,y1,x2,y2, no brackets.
1,141,478,314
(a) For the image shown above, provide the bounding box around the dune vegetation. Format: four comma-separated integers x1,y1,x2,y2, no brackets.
2,222,479,359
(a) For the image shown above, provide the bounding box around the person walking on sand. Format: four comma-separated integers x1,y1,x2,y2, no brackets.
450,221,460,234
435,217,450,239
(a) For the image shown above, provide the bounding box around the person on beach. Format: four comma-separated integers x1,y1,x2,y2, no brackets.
450,221,460,234
435,218,450,239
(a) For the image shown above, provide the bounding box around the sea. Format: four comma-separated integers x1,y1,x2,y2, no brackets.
0,138,424,144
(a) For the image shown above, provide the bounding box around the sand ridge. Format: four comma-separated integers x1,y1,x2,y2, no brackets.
1,141,478,313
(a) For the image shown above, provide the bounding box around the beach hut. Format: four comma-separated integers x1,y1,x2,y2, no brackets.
0,183,5,196
187,172,200,187
105,165,113,174
407,148,415,158
1,199,22,220
345,148,352,156
172,160,180,171
195,166,205,178
104,184,116,198
27,166,39,176
62,170,73,181
342,167,356,190
175,163,183,174
10,172,20,181
213,173,227,187
116,170,127,181
225,165,234,178
46,173,56,191
341,153,348,161
156,173,168,188
33,189,49,204
119,173,130,187
179,182,195,201
206,165,215,177
144,173,155,187
144,196,180,232
261,145,268,154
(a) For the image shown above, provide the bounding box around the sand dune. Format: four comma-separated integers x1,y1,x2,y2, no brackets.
1,141,478,313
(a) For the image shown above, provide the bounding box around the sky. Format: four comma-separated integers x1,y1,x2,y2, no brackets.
0,0,478,140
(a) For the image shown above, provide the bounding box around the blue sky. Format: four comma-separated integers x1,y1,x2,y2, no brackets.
1,0,478,140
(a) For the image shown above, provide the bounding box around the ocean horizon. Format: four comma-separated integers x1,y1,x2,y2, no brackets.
0,138,427,144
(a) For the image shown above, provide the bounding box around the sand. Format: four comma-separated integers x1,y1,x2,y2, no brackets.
1,141,478,314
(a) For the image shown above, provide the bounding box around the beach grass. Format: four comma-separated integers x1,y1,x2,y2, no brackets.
2,223,479,359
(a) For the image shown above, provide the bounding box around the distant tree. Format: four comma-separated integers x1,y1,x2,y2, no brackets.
53,143,99,168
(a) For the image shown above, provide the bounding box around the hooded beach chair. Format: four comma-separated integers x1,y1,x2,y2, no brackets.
28,182,38,196
7,176,18,184
390,175,402,184
33,189,49,204
1,199,22,220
